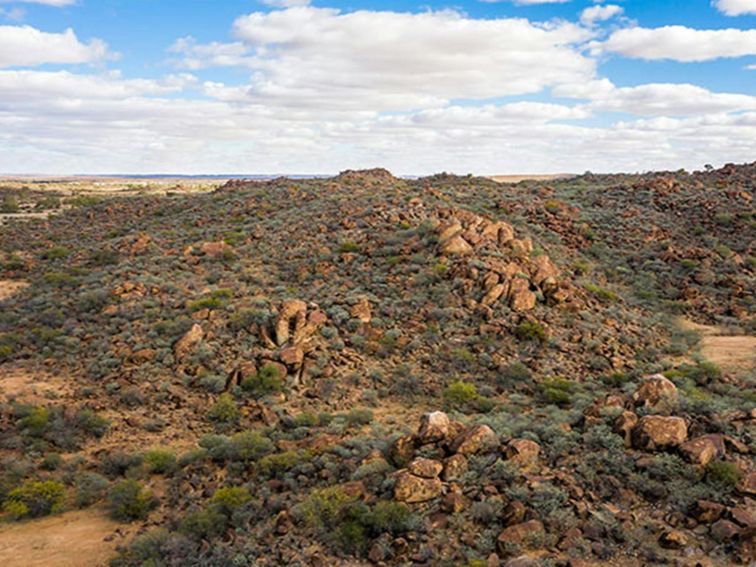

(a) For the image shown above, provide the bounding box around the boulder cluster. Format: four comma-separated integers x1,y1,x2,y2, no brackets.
435,208,572,312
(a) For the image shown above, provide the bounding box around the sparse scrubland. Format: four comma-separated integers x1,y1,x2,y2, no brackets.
0,164,754,566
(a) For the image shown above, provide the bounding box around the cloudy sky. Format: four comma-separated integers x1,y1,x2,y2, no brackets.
0,0,755,175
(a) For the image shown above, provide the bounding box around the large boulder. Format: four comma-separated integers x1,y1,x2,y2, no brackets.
679,434,725,466
505,439,541,466
416,411,451,444
173,323,203,362
440,234,474,256
508,278,536,312
450,424,498,455
632,416,688,450
407,458,443,479
497,520,544,549
350,297,372,324
394,471,443,503
632,374,679,411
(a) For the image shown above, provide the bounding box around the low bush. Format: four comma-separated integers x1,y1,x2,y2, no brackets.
3,480,65,519
107,479,157,521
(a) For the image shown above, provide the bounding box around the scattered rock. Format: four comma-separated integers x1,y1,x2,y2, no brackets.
497,520,544,549
505,439,540,466
407,458,443,479
632,415,688,450
442,454,468,481
632,374,679,411
416,411,450,444
173,323,203,362
679,435,724,466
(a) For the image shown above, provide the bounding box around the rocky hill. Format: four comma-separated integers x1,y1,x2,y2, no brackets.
0,164,754,566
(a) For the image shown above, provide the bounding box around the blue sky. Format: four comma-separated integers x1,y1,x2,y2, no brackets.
0,0,754,174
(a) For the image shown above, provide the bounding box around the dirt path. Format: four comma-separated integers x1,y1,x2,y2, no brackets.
0,509,133,567
677,318,755,371
0,279,29,301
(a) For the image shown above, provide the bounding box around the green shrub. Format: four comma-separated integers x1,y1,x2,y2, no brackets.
207,393,240,425
443,381,478,408
514,321,547,342
339,241,360,253
345,408,374,428
180,486,252,540
107,479,157,521
539,378,574,406
143,449,177,475
497,362,532,389
42,246,70,260
3,480,65,519
241,364,283,398
19,406,50,436
40,453,63,471
706,461,742,488
1,195,19,213
583,283,619,302
210,486,252,513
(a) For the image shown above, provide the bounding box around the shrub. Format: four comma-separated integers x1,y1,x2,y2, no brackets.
207,393,240,425
514,321,547,342
181,486,252,540
74,473,109,508
3,480,65,519
1,195,19,213
107,479,157,521
42,246,70,260
339,241,360,253
210,486,252,514
345,408,374,428
706,461,742,488
583,283,619,302
497,362,532,389
143,449,177,475
539,378,574,406
241,364,284,398
443,381,478,408
19,406,50,436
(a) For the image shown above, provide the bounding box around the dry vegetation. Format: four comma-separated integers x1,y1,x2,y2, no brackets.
0,164,754,566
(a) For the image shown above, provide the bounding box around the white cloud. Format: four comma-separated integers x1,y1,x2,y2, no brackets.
168,37,255,70
226,7,595,111
0,25,111,67
580,4,623,25
556,80,756,115
596,25,756,62
0,0,75,5
714,0,756,16
260,0,311,7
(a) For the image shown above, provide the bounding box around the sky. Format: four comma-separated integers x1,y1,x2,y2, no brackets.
0,0,755,175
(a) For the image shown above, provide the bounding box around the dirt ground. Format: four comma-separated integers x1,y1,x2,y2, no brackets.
0,279,29,301
677,318,755,372
487,174,574,184
0,508,134,567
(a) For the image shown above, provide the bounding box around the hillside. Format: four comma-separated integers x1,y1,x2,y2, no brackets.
0,164,754,566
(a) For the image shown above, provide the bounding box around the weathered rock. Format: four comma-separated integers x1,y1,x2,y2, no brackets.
632,415,688,450
394,471,443,503
711,519,741,542
614,410,639,446
408,458,443,479
731,507,755,528
501,501,527,527
350,297,372,324
274,299,307,346
531,255,559,288
504,556,540,567
497,520,544,549
450,424,498,455
737,472,756,496
679,435,725,466
279,345,304,367
200,241,234,258
508,278,536,312
505,439,540,466
440,234,474,256
173,323,203,362
441,454,467,481
438,221,463,243
659,529,690,549
390,434,417,467
632,374,679,411
482,283,507,307
416,411,450,444
693,500,725,524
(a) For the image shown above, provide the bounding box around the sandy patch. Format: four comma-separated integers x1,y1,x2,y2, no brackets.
0,280,29,301
0,509,132,567
676,318,755,371
0,367,72,403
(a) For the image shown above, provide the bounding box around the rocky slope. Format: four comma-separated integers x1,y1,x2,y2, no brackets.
0,164,753,566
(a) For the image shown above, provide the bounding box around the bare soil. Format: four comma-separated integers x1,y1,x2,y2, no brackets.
0,508,133,567
677,318,755,371
0,280,29,301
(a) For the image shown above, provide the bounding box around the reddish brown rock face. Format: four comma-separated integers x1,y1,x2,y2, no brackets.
679,434,724,465
416,411,451,444
632,374,679,411
407,458,443,479
173,323,203,362
450,424,498,455
497,520,544,549
505,439,541,466
394,471,443,503
632,415,688,450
